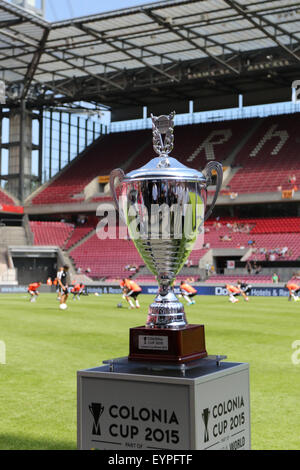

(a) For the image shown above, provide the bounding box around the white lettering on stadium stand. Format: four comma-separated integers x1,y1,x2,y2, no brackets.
250,124,289,157
187,129,232,162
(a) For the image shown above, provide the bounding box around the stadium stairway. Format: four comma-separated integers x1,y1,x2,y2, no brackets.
57,248,77,280
65,227,96,254
72,273,94,284
0,267,17,284
0,234,21,285
62,228,97,282
0,248,8,281
0,226,27,246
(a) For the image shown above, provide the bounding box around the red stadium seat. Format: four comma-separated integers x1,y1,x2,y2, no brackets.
69,233,144,279
0,188,16,205
30,221,74,247
64,226,94,250
228,114,300,194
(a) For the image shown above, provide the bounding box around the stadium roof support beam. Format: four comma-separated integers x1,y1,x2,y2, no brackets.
224,0,300,64
0,18,25,28
21,27,50,100
50,40,127,78
143,9,241,76
47,49,125,92
0,8,124,98
19,99,26,203
0,28,75,94
73,20,182,76
77,23,180,84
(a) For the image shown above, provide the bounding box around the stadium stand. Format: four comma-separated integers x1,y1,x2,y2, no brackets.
25,112,300,279
64,226,95,250
30,221,74,247
69,233,144,279
68,239,210,280
286,276,300,284
204,218,300,260
27,216,300,279
186,249,209,267
69,231,297,279
228,114,300,194
250,217,300,234
28,118,259,207
0,188,17,206
245,235,299,262
30,131,149,205
127,119,253,171
26,114,300,209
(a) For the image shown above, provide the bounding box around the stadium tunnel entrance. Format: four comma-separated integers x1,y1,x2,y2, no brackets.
9,247,61,285
215,256,242,275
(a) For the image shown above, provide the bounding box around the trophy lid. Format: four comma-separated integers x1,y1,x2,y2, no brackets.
122,112,207,183
123,156,207,183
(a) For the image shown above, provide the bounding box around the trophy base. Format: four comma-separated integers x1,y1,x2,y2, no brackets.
128,324,207,363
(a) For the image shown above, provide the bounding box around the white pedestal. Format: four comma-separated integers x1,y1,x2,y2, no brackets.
77,357,250,450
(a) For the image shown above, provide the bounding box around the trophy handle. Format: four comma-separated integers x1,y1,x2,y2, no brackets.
110,168,125,212
203,161,223,221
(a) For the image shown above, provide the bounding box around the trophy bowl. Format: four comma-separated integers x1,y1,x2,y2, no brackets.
110,112,223,363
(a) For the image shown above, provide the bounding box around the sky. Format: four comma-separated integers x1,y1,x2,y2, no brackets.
45,0,163,22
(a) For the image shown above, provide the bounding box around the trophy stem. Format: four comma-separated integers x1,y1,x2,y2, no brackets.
146,287,188,329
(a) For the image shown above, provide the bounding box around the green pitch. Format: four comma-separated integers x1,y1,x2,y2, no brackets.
0,293,299,450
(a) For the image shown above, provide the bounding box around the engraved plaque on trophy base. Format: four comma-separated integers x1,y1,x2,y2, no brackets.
128,324,207,363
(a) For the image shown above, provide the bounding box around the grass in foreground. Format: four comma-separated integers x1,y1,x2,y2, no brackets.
0,293,299,450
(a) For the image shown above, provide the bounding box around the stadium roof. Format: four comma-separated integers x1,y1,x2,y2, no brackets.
1,0,300,117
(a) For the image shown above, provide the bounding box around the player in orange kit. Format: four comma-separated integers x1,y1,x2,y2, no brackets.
285,282,300,301
120,278,142,308
225,284,249,303
28,282,41,302
180,281,197,305
71,283,82,301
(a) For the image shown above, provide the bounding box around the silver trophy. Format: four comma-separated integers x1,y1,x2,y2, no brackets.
110,112,223,362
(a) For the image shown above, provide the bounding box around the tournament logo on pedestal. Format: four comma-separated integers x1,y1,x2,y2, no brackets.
89,403,104,436
202,407,210,443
